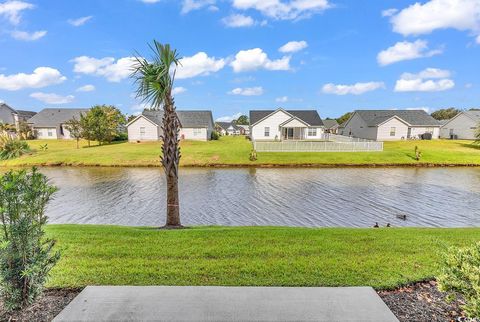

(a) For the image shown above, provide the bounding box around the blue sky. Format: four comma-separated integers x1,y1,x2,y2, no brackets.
0,0,479,120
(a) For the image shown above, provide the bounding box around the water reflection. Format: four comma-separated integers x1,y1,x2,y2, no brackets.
39,167,480,227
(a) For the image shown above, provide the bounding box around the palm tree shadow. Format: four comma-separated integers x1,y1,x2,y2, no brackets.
460,143,480,150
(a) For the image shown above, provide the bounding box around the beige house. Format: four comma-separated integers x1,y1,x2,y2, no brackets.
440,110,480,140
249,108,325,141
127,110,215,142
340,110,440,141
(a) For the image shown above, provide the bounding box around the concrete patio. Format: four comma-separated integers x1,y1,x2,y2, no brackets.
53,286,399,321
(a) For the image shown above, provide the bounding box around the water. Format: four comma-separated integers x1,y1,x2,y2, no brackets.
37,167,480,228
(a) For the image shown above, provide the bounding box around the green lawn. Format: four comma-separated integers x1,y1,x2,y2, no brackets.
1,136,480,167
46,225,480,290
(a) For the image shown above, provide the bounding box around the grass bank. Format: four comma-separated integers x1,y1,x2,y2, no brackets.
46,225,480,289
1,137,480,167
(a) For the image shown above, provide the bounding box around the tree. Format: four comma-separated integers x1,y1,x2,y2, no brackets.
64,117,83,149
235,115,249,125
336,112,353,125
132,41,182,228
80,105,125,145
431,108,461,120
127,114,138,123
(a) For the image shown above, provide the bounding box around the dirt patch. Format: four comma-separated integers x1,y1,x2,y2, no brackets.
378,281,468,322
0,288,82,322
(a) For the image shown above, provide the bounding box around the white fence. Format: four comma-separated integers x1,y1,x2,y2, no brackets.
325,133,374,143
253,140,383,152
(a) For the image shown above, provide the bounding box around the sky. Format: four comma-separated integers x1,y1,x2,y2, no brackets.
0,0,479,121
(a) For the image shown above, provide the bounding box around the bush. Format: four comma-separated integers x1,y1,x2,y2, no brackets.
0,168,60,311
437,242,480,318
211,131,220,140
114,132,128,141
0,133,31,160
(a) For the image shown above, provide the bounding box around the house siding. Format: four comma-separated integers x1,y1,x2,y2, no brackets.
341,113,377,140
179,128,208,141
35,127,58,139
440,113,477,139
128,117,159,142
377,119,409,140
409,126,440,139
251,110,292,141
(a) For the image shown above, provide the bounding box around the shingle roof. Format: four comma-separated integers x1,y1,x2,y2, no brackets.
323,119,339,129
142,110,214,128
464,110,480,121
354,110,440,126
16,110,37,120
250,109,324,126
28,108,90,127
215,121,239,130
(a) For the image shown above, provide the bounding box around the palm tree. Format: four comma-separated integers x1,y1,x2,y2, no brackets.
132,41,182,228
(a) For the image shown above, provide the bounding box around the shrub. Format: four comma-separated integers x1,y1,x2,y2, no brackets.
211,131,220,140
0,168,60,311
437,242,480,319
249,149,257,161
0,133,31,160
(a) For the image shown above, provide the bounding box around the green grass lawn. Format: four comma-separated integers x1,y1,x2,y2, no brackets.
1,136,480,167
46,225,480,290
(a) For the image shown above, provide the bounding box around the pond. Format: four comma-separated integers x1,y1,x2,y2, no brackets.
35,167,480,228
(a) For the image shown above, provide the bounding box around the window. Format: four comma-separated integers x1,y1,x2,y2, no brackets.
390,127,396,136
193,129,202,136
264,127,270,137
140,127,146,136
47,129,53,137
308,128,317,136
449,129,454,135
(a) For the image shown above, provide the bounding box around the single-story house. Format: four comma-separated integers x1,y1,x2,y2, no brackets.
237,124,250,135
0,102,36,130
340,110,440,141
440,110,480,140
323,119,340,134
127,110,215,142
28,108,89,139
249,108,324,141
215,122,242,135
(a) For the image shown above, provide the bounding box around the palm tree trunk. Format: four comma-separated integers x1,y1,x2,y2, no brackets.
161,95,182,228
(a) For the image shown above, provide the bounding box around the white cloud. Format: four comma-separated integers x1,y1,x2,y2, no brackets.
382,8,398,17
0,67,66,91
407,107,431,113
222,14,255,27
389,0,480,42
139,0,161,3
30,92,75,104
0,0,34,25
276,96,288,102
232,0,331,20
173,86,187,95
477,34,480,43
10,30,46,41
216,112,243,122
176,52,225,79
230,48,290,72
377,40,442,66
279,40,308,53
394,68,455,92
71,56,136,82
181,0,216,14
228,86,264,96
68,16,93,26
76,84,95,92
322,82,385,95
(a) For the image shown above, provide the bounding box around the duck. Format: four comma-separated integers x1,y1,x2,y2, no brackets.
386,223,391,227
396,214,407,220
373,222,379,228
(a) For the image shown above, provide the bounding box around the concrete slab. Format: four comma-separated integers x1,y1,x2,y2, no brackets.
54,286,398,322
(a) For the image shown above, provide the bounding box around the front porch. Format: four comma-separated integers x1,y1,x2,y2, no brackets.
281,127,307,140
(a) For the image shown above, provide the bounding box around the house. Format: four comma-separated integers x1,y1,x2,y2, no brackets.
237,124,250,135
127,110,214,142
28,108,89,139
215,122,241,135
323,119,339,134
0,103,36,130
440,110,480,140
340,110,440,141
249,108,324,141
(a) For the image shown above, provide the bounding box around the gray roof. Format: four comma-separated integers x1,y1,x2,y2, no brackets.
142,110,214,129
323,119,339,129
250,109,324,126
215,121,239,131
354,110,440,127
28,108,90,127
16,110,37,120
464,110,480,121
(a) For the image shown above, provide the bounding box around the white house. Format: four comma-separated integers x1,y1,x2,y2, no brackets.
237,125,250,135
249,108,324,141
127,110,215,142
28,108,89,139
440,110,480,140
0,103,36,131
340,110,440,141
